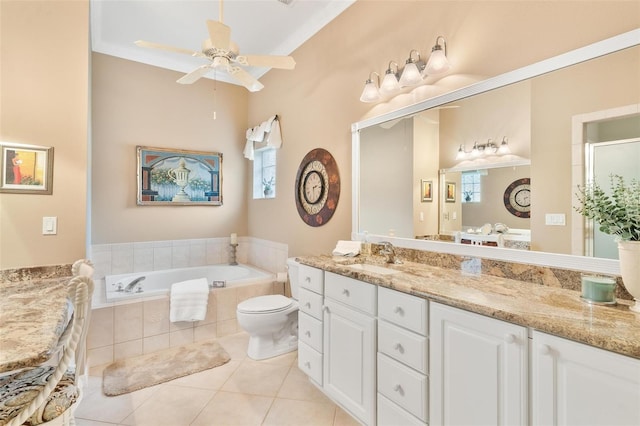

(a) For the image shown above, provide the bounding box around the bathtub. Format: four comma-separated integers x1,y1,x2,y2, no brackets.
104,264,275,302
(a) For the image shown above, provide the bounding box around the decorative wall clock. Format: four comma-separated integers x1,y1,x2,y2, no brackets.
295,148,340,226
503,177,531,218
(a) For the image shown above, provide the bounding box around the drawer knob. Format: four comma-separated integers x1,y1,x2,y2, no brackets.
393,384,404,396
304,361,311,369
394,343,405,354
305,277,311,282
505,334,516,344
540,344,552,355
342,288,350,297
305,331,311,337
394,306,404,315
322,305,329,312
305,302,311,308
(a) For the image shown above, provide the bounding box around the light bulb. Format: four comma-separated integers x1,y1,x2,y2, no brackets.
399,61,422,87
379,71,400,96
359,79,380,103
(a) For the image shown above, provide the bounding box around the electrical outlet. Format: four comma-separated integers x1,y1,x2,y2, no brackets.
545,213,566,226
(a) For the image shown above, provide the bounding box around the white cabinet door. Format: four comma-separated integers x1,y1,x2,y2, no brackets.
323,298,376,426
430,302,528,426
532,330,640,426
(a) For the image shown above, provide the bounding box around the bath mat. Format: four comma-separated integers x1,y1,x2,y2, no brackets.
102,339,230,396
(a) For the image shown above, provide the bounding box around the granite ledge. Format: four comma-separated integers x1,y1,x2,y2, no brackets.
297,255,640,360
0,277,71,373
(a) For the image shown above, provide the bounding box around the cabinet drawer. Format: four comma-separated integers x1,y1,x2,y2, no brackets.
378,353,428,422
378,286,428,335
298,342,323,385
378,393,426,426
325,272,376,315
299,265,324,294
298,288,323,320
378,320,428,374
299,312,323,353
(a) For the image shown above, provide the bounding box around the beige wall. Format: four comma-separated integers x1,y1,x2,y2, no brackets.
91,54,249,244
2,1,639,268
0,0,89,269
248,0,640,257
531,46,640,254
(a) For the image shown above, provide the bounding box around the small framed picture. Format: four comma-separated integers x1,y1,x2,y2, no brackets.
0,143,54,195
445,182,456,203
421,179,433,202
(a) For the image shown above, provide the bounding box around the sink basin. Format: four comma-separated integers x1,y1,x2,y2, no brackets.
346,263,400,275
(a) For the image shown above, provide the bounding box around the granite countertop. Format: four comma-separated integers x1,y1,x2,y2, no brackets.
297,255,640,360
0,277,71,373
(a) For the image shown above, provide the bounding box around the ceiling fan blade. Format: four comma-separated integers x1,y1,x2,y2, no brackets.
206,19,231,51
228,65,264,92
135,40,204,58
235,55,296,70
177,64,213,84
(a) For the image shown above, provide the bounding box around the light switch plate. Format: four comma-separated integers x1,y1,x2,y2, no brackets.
42,216,57,235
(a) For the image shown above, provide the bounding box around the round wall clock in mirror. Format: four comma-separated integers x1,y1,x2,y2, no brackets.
295,148,340,227
503,177,531,218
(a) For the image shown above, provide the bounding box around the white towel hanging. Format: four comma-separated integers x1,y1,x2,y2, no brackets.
169,278,209,322
265,117,283,148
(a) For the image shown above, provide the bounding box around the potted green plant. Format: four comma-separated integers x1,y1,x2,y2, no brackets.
575,175,640,311
263,177,274,197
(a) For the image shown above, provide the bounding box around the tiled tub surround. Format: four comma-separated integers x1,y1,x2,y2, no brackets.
90,236,288,307
86,280,286,368
298,247,640,360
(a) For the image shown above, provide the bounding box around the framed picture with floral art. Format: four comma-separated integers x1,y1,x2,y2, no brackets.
137,146,223,205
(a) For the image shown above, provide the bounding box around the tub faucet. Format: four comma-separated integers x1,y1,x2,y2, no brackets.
124,276,146,292
379,241,402,264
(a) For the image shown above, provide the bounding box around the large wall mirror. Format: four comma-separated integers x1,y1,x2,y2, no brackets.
352,29,640,274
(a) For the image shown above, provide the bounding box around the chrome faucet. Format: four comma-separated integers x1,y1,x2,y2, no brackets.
379,241,402,264
124,276,146,293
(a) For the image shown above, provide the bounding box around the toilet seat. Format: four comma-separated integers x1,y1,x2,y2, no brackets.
237,294,293,314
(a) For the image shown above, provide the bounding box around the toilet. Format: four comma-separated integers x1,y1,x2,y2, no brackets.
236,258,300,360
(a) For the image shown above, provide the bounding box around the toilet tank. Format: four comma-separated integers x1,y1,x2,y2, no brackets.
286,257,301,300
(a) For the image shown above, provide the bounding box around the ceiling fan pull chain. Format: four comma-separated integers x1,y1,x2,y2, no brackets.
213,69,217,120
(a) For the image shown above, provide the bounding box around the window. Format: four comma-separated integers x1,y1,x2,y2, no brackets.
461,171,481,203
253,147,276,199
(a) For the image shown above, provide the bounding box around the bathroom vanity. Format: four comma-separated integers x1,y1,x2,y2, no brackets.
295,255,640,426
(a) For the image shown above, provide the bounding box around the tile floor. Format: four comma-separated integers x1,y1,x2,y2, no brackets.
75,332,361,426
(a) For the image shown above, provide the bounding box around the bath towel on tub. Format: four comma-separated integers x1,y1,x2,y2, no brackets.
170,278,209,322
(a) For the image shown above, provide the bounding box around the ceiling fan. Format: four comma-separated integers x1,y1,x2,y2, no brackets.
134,0,296,92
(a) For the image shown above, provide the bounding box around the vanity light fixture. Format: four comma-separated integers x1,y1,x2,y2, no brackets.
379,61,401,96
498,137,511,154
399,50,425,87
359,35,452,102
359,71,381,103
456,138,510,159
424,36,451,75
